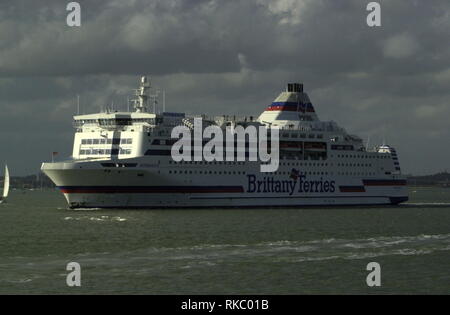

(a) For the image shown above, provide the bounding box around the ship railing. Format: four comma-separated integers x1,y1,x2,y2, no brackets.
184,114,257,124
280,123,346,133
50,157,112,163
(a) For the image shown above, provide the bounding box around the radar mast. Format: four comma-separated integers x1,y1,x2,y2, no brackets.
134,76,150,113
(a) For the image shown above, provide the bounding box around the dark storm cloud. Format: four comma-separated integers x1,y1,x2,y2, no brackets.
0,0,450,174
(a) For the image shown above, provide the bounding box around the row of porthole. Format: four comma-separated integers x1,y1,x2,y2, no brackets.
335,154,390,159
79,149,132,155
167,160,332,167
337,163,373,167
169,170,246,175
337,172,377,176
168,161,246,165
165,170,380,176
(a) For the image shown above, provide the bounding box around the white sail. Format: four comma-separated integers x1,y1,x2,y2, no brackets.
2,165,9,198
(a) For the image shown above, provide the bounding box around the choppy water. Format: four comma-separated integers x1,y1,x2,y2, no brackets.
0,187,449,294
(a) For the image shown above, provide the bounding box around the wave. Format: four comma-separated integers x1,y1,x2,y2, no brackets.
63,216,127,222
93,233,450,265
129,233,450,254
8,233,446,271
253,233,450,249
290,247,443,263
6,278,34,284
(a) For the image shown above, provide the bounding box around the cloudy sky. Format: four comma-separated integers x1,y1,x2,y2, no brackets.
1,0,449,175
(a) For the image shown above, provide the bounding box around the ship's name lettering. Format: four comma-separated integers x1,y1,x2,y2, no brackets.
247,174,336,195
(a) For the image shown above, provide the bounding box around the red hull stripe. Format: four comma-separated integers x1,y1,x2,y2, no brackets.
339,186,366,193
363,179,407,186
59,186,245,194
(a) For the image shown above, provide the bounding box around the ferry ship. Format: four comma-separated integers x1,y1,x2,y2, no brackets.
41,76,408,208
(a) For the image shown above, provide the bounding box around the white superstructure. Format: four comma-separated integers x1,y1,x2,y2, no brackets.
41,77,408,209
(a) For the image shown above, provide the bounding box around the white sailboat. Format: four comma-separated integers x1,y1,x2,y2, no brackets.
0,165,9,204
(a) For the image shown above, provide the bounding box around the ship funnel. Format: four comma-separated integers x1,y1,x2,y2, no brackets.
141,76,148,84
287,83,303,93
257,82,319,125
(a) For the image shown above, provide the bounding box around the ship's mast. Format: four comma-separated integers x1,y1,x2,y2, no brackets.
134,76,151,112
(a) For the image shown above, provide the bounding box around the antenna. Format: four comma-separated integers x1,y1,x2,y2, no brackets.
77,94,80,115
155,89,160,114
153,97,158,114
163,90,166,113
149,88,160,114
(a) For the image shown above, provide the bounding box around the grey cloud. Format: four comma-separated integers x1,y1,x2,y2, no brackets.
0,0,450,175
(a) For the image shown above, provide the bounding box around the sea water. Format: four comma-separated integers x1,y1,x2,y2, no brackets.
0,187,449,294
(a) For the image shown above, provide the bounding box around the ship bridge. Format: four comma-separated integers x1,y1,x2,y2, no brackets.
73,112,159,131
